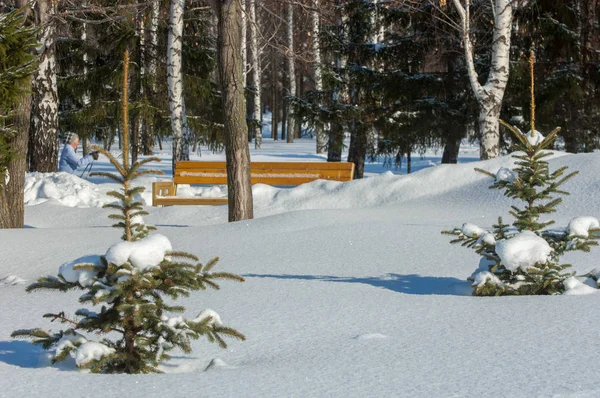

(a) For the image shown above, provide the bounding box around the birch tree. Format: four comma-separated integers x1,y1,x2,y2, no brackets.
285,0,296,143
27,0,59,172
311,0,326,154
145,0,160,155
450,0,513,160
167,0,189,173
248,0,262,148
216,0,254,221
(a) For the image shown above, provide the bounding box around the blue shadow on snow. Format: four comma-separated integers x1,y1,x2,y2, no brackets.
0,340,46,368
244,273,469,296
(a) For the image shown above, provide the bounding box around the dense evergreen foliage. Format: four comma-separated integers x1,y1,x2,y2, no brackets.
0,7,38,182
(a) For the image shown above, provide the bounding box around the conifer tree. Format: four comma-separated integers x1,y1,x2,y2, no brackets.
12,51,245,373
443,52,600,296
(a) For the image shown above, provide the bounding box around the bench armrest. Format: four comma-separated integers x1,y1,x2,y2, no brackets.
152,182,177,206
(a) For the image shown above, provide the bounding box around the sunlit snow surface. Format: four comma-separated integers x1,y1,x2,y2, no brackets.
3,133,600,397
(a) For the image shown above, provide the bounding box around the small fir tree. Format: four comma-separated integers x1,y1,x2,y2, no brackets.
12,51,245,373
443,51,600,296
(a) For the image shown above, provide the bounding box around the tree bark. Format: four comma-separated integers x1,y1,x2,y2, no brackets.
285,0,295,143
168,0,189,173
451,0,512,160
217,0,254,222
145,0,161,156
271,48,279,141
249,0,262,148
28,0,58,172
1,94,31,229
312,0,326,153
441,136,461,164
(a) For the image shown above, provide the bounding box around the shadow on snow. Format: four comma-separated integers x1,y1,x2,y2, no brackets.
0,340,47,368
244,273,470,296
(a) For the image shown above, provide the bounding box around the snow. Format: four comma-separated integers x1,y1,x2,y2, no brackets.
2,136,600,397
563,277,600,296
193,309,224,327
471,271,504,287
104,234,172,271
495,231,552,272
461,223,487,238
495,167,517,183
73,342,115,368
567,216,600,237
524,129,545,146
58,255,102,287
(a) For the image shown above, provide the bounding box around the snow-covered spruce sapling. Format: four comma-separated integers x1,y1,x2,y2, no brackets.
11,50,245,373
443,124,600,295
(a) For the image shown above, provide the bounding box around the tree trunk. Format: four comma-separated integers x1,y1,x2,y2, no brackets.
286,0,295,143
406,151,412,174
249,0,262,149
217,0,254,222
271,48,279,141
327,123,344,162
312,0,326,153
1,93,31,229
348,125,367,178
145,0,161,156
451,0,512,160
28,0,58,172
442,136,461,164
167,0,188,173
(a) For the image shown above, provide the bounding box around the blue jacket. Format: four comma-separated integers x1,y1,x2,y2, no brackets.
58,144,93,174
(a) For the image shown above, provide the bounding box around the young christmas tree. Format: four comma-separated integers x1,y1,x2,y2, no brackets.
12,51,245,373
443,51,600,296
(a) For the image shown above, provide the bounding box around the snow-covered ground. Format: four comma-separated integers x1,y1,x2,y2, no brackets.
2,131,600,397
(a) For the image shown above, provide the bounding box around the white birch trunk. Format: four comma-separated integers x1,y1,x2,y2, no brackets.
167,0,188,172
312,0,326,153
28,0,59,172
451,0,513,160
286,0,296,143
249,0,262,148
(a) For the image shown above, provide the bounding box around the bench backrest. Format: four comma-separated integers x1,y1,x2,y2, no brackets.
174,161,355,186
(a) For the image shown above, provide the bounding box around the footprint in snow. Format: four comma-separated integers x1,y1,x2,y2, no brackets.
204,358,237,371
0,275,26,286
352,333,387,340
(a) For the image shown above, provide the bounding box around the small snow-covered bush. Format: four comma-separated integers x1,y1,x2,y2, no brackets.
12,54,245,373
443,124,599,296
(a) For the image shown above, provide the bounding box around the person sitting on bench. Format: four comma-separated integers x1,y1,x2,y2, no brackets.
58,132,98,174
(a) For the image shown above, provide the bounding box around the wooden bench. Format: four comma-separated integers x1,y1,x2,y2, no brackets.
152,161,355,206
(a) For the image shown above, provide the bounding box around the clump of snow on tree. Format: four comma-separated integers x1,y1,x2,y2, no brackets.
59,255,102,287
495,231,552,272
567,216,600,238
524,130,545,146
193,309,224,327
495,167,517,183
74,342,116,367
471,271,504,288
105,234,172,271
461,223,486,238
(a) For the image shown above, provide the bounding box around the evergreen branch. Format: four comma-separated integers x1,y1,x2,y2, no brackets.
88,171,124,184
474,167,496,179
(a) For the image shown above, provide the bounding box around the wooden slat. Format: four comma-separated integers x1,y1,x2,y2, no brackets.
153,196,228,206
155,161,355,206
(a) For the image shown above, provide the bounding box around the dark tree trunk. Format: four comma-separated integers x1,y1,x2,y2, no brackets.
441,136,461,164
1,93,31,229
347,125,367,178
327,123,344,162
217,0,254,222
406,151,412,174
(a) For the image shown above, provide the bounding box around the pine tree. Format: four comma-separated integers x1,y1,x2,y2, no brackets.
11,51,245,373
443,52,600,296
